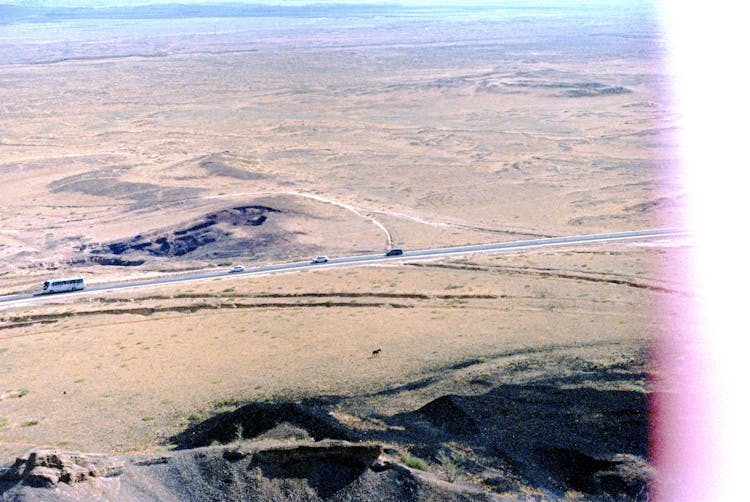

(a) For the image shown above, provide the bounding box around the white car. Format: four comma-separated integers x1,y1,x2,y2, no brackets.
310,256,329,264
229,265,245,273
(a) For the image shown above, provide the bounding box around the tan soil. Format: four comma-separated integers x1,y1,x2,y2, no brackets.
0,7,683,498
0,239,692,464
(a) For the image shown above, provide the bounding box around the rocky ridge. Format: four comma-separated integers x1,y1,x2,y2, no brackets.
0,441,496,501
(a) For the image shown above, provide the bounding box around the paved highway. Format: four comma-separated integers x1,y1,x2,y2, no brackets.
0,228,686,308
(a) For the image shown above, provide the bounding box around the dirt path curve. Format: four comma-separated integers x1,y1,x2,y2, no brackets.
202,190,548,246
205,191,398,247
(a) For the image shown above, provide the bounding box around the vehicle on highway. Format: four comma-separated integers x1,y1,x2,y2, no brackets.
310,256,329,264
229,265,245,273
42,277,85,294
385,248,404,256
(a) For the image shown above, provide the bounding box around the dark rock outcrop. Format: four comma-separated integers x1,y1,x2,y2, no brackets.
171,401,360,449
413,395,481,436
77,204,284,265
1,442,494,501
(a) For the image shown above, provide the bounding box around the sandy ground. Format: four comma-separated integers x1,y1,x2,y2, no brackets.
0,238,692,465
0,6,683,498
0,7,680,295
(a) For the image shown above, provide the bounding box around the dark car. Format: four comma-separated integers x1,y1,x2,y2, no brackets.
385,248,404,256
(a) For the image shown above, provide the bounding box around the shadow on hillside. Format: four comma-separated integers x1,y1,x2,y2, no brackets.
171,401,361,449
170,364,652,500
387,383,650,498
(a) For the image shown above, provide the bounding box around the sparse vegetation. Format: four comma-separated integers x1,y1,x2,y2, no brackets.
214,404,238,414
213,398,240,415
0,4,675,499
436,449,466,483
618,383,648,394
400,453,429,471
233,423,244,443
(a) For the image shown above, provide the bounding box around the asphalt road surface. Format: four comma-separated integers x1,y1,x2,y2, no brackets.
0,228,686,308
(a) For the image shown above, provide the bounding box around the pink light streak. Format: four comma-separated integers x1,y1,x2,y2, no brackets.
654,2,749,500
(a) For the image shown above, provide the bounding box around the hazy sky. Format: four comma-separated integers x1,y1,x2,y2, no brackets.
6,0,636,7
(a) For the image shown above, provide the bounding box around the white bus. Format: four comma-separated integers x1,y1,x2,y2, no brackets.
42,277,85,294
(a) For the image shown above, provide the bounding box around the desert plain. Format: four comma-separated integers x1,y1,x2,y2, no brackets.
0,3,690,500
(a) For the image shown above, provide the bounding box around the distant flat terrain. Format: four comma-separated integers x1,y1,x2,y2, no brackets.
0,2,677,293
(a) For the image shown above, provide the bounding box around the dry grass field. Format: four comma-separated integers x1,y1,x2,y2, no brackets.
0,238,693,495
0,3,686,499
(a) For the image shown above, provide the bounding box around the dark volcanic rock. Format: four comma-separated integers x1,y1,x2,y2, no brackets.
89,256,145,266
413,395,480,436
533,447,653,499
171,401,360,449
78,204,283,266
1,383,651,500
107,242,129,255
390,383,650,499
0,442,492,501
251,441,382,499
